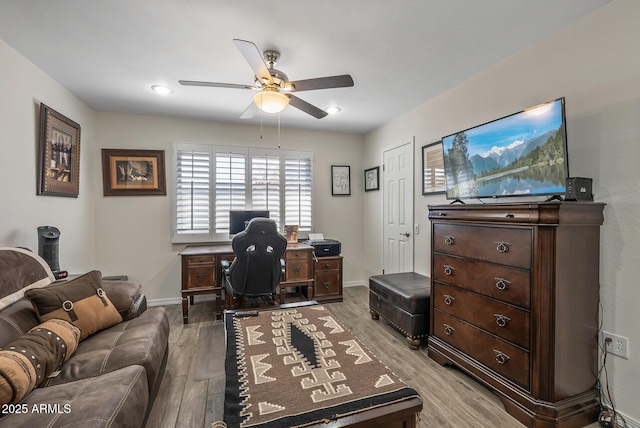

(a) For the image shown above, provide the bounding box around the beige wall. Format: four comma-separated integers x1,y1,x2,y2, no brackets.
0,39,97,272
364,0,640,422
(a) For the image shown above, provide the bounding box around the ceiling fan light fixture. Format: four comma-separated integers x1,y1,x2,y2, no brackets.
151,85,174,95
325,106,342,115
253,90,289,114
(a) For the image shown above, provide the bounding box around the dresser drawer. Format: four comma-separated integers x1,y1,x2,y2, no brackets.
314,271,341,296
433,253,531,308
186,255,216,266
434,283,530,348
285,260,311,281
433,223,532,269
474,328,530,390
433,309,475,357
315,258,342,271
186,266,216,289
434,310,530,390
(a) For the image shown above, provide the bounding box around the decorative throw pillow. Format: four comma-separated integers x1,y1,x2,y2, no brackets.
24,270,123,340
0,319,80,405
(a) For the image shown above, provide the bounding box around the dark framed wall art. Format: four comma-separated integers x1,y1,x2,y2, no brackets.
331,165,351,196
364,166,379,191
422,141,446,195
101,149,166,196
37,104,81,197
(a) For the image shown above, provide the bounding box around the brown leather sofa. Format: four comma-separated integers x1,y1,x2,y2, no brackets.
0,248,169,427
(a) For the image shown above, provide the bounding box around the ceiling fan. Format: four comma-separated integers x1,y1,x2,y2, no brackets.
179,39,354,119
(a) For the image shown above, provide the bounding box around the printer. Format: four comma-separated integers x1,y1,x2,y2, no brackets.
305,233,341,257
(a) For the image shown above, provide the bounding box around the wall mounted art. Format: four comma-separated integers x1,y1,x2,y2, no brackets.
37,104,81,197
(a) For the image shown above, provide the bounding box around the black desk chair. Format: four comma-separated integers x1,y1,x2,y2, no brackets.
221,218,287,309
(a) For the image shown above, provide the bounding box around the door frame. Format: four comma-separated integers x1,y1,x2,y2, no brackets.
381,138,415,274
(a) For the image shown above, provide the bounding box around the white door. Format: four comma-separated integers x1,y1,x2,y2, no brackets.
383,141,414,273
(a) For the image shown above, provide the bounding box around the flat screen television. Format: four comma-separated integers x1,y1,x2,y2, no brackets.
441,97,569,201
228,210,270,235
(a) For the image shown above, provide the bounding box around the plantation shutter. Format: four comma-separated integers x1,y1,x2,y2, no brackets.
172,143,313,243
175,149,211,235
215,152,247,233
285,155,313,232
251,154,282,228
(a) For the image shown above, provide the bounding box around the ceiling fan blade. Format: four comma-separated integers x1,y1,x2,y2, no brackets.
288,74,354,92
285,94,328,119
239,102,258,119
179,80,254,90
233,39,273,85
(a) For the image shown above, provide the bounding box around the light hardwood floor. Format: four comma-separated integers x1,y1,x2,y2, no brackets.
146,286,600,428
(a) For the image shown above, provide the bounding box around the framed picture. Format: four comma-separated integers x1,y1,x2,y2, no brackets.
37,104,81,197
422,141,446,195
364,166,380,191
101,149,166,196
331,165,351,196
284,225,299,243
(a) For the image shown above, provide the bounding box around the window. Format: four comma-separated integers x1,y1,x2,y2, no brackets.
172,143,313,243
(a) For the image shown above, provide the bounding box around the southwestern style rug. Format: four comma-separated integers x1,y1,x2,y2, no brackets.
223,303,420,428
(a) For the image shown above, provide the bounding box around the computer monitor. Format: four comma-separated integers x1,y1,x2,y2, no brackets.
228,210,270,236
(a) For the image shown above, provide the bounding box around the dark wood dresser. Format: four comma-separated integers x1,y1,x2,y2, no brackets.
427,201,604,428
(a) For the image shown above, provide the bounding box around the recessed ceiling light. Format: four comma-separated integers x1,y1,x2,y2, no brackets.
151,85,174,95
325,106,341,115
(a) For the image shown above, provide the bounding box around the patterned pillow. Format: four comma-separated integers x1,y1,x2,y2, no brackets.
0,319,80,405
24,270,123,340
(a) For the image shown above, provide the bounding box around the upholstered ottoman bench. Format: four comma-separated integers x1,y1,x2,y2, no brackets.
369,272,430,349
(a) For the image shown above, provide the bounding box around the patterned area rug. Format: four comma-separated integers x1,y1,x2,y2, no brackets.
224,303,420,428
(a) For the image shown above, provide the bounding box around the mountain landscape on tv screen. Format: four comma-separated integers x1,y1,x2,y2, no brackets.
470,130,564,178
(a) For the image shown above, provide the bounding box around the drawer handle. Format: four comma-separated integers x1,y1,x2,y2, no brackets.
494,350,511,364
197,274,207,281
443,294,456,305
325,264,331,268
505,213,514,218
494,278,511,290
444,235,455,245
323,282,331,289
495,241,511,253
443,265,455,276
443,324,455,335
494,314,511,327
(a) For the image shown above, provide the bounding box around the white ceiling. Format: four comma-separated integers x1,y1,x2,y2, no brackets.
0,0,611,134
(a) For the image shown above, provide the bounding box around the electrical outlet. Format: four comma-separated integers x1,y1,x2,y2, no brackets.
602,331,629,359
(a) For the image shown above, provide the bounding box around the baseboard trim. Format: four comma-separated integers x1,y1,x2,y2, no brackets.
148,282,368,307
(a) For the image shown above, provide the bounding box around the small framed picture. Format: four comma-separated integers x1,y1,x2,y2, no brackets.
422,141,446,195
364,166,380,192
331,165,351,196
101,149,166,196
37,104,81,197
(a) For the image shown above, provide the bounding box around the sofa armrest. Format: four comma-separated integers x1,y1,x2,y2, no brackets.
101,280,147,321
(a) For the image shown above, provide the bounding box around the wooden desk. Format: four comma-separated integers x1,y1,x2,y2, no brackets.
179,243,315,324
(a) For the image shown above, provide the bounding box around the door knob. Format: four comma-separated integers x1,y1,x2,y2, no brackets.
400,232,410,237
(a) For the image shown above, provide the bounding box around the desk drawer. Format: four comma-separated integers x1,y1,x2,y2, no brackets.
285,250,309,261
186,266,216,289
285,260,311,281
315,271,341,296
433,223,532,269
315,258,342,271
186,255,216,266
